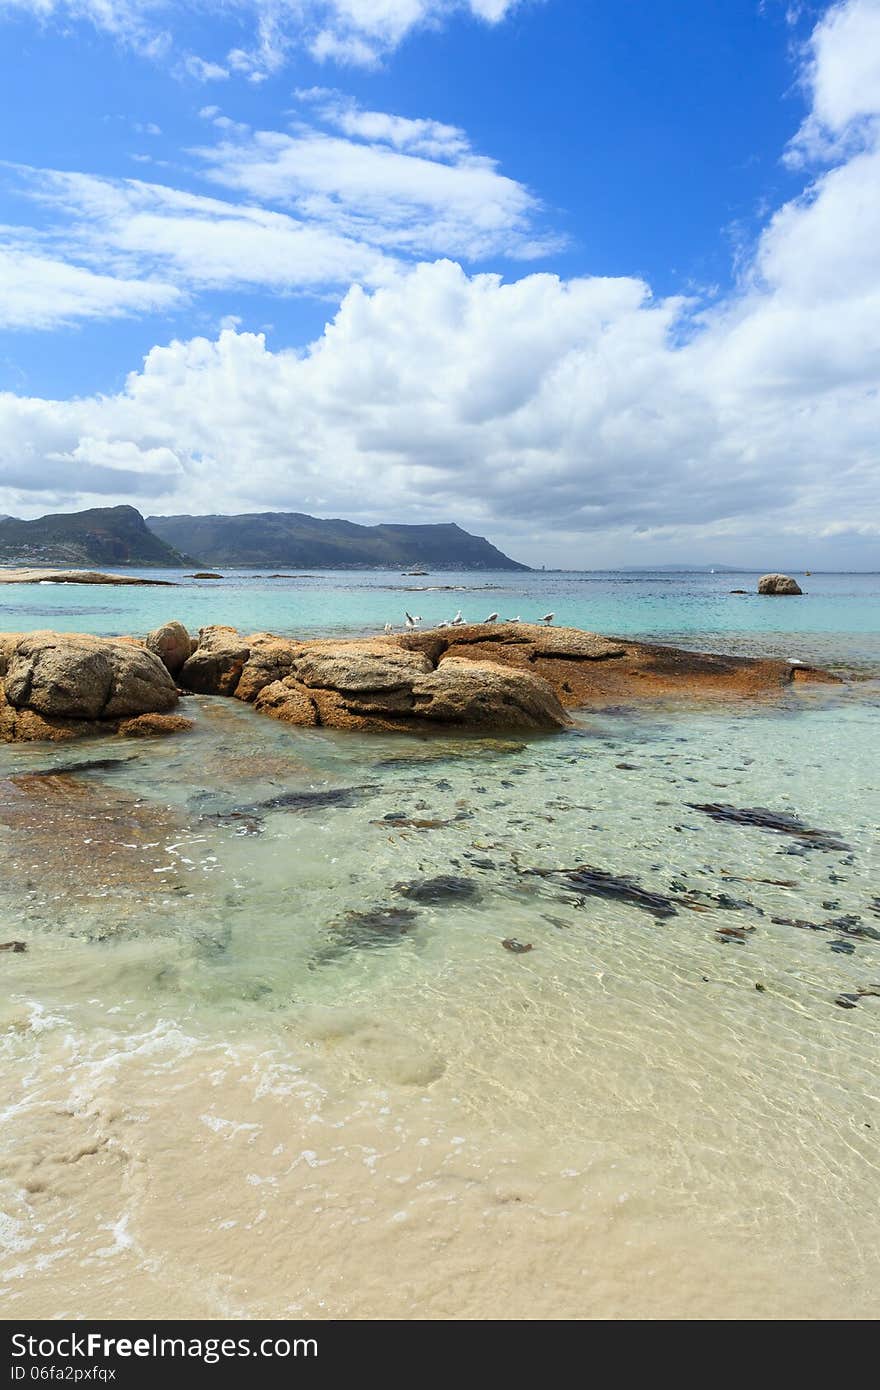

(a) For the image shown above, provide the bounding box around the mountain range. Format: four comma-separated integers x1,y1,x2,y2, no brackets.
0,506,527,571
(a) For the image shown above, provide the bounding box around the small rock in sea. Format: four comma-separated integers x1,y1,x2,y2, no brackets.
757,573,803,596
715,924,752,943
823,900,841,910
0,940,27,952
830,940,856,954
502,939,533,953
755,982,766,992
835,994,859,1009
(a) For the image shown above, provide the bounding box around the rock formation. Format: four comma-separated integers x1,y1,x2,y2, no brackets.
0,630,183,741
0,618,840,743
758,573,803,595
179,621,837,732
145,620,194,676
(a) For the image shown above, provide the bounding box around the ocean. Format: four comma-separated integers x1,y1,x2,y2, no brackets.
1,568,878,1319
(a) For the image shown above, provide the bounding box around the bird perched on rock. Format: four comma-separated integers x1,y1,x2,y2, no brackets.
540,612,554,625
405,611,421,628
384,623,394,634
451,610,465,625
483,612,499,623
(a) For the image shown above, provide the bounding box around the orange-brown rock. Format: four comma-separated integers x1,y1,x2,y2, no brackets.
116,712,195,737
248,635,569,732
407,623,837,706
145,620,193,675
178,625,250,695
0,630,184,742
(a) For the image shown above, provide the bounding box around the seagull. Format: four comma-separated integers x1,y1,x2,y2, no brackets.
483,612,499,623
404,611,421,628
505,615,521,622
451,610,465,625
384,623,394,634
540,612,555,625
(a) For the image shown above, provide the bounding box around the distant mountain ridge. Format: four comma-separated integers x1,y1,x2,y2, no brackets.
147,512,529,570
0,506,190,567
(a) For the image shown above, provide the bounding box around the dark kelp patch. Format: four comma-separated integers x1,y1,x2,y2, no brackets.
688,803,851,852
314,905,421,964
526,865,678,919
394,875,481,904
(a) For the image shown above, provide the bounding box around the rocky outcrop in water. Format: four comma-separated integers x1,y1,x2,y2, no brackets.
0,618,842,741
177,625,569,732
171,620,840,731
757,573,803,595
0,631,183,741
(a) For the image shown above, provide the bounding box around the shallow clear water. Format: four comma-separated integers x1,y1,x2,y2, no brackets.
2,566,879,662
1,571,879,1319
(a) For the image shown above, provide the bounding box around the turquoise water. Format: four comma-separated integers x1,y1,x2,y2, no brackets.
1,568,879,1318
2,568,879,668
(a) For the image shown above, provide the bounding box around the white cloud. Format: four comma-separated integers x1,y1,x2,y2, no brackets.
0,1,524,74
0,0,878,564
0,243,180,330
191,112,549,259
295,88,471,157
0,97,548,322
5,165,396,306
785,0,880,165
181,54,230,81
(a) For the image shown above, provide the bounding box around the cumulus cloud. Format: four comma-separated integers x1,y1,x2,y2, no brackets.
785,0,880,165
0,1,523,74
1,0,878,564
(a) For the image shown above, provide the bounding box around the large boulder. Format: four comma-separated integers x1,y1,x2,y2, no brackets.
178,625,251,695
4,632,178,720
252,640,569,733
234,633,298,702
758,573,803,595
146,620,193,676
0,631,180,742
412,656,569,730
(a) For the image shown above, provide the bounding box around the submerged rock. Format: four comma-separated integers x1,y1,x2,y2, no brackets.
116,712,195,738
395,875,480,904
758,574,803,595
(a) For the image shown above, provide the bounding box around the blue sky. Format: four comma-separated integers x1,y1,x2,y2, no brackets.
0,0,878,567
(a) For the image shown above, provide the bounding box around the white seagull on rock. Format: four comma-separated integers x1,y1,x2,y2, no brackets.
483,612,499,623
451,610,465,625
540,613,555,625
405,611,421,628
